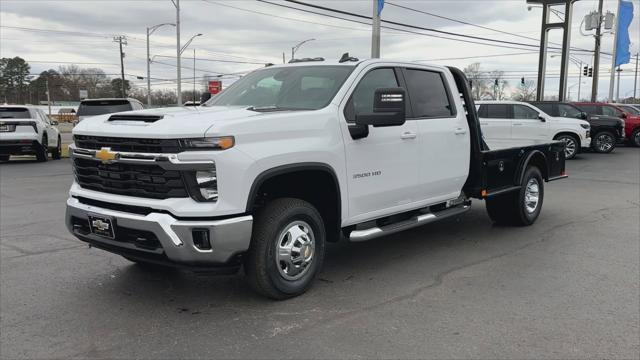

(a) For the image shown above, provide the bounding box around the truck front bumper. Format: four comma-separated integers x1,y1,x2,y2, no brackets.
65,197,253,271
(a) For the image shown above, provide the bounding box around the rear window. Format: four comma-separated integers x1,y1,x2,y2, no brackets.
0,107,31,119
77,100,133,116
404,69,453,118
480,104,510,119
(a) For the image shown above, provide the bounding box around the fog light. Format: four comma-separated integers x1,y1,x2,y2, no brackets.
196,170,218,201
192,229,211,250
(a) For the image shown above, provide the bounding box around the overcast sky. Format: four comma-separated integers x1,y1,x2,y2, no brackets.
1,0,638,100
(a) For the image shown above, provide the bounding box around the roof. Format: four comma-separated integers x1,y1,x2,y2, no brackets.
80,98,142,103
475,100,530,105
263,58,448,71
0,104,38,109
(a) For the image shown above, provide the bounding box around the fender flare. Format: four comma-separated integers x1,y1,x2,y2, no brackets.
245,162,342,215
515,150,548,185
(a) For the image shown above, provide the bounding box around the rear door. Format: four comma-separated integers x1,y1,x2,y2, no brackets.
478,104,512,149
340,66,420,222
402,67,469,203
511,104,549,144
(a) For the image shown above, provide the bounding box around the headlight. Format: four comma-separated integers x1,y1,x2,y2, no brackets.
180,136,234,151
580,124,590,129
195,170,218,201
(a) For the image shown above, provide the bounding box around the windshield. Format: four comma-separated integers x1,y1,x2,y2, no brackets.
204,65,355,111
557,104,583,118
77,100,133,116
0,107,31,119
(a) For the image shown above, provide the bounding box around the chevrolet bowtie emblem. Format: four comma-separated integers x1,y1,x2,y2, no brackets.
95,148,118,163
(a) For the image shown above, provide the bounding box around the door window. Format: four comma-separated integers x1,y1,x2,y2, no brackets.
602,106,623,117
345,68,399,122
575,104,598,114
403,69,453,118
483,104,510,119
557,104,583,118
512,105,539,120
534,103,555,116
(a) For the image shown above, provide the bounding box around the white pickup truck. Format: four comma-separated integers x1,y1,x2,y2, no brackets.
66,59,567,299
477,100,591,160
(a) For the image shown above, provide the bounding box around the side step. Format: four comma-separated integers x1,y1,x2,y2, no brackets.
348,202,471,242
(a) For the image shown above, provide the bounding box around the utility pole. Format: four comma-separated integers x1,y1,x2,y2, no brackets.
282,52,285,64
591,0,604,102
171,0,182,106
615,67,622,101
371,0,381,58
45,77,51,116
114,35,127,98
147,23,176,107
193,48,196,103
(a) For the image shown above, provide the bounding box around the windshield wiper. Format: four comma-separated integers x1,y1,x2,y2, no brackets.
246,105,312,112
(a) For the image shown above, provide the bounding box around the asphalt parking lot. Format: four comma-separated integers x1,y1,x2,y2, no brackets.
1,148,639,359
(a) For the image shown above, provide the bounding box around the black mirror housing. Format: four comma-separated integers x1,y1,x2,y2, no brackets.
355,87,406,128
580,111,588,120
538,115,546,122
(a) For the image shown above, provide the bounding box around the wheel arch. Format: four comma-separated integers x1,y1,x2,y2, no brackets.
515,150,548,184
246,163,342,242
553,131,581,148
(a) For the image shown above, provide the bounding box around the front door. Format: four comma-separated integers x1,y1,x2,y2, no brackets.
511,104,549,145
340,66,420,223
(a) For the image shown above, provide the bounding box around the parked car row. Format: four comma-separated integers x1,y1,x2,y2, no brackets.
476,100,639,159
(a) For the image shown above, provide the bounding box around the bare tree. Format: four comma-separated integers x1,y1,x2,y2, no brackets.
512,80,537,101
463,62,488,100
485,71,508,100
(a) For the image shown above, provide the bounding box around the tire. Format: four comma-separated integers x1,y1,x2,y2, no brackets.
554,134,579,160
51,136,62,160
0,155,9,162
35,136,48,162
591,131,616,153
631,129,640,148
244,198,326,300
486,166,544,226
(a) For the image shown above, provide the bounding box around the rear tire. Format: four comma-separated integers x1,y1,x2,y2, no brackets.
591,131,616,153
486,166,544,226
554,134,579,159
631,129,640,147
51,136,62,160
244,198,325,300
36,136,48,162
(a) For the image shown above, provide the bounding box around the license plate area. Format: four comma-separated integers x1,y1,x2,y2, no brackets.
88,214,115,239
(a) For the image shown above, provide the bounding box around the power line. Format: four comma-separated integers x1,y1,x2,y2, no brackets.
153,54,267,65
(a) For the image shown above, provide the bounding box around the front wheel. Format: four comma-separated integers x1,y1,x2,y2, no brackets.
244,198,325,299
486,166,544,226
631,129,640,147
591,131,616,153
554,134,579,160
0,155,9,162
51,136,62,160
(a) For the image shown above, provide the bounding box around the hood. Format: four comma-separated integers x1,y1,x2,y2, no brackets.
72,106,260,138
550,116,590,128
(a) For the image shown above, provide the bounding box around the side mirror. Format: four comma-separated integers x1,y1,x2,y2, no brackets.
580,112,587,120
621,113,627,119
50,120,59,126
200,92,212,103
538,115,546,122
355,88,406,128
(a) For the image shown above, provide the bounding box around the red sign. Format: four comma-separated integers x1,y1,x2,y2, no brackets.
208,80,222,94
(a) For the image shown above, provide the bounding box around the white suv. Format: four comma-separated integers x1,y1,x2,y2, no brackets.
0,105,61,162
477,101,591,159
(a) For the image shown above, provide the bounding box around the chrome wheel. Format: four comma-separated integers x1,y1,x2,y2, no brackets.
595,133,614,152
275,221,315,281
524,178,540,214
557,136,577,159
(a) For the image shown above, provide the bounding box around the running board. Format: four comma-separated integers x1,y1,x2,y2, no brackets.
348,202,471,242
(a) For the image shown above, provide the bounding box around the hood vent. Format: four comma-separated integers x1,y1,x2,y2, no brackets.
108,114,164,123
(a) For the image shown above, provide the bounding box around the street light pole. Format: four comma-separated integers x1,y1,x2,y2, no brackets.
291,39,315,61
193,48,196,103
170,0,182,106
146,23,175,107
178,34,203,104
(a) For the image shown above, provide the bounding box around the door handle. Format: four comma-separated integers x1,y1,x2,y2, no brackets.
513,123,523,126
454,128,467,135
401,132,417,140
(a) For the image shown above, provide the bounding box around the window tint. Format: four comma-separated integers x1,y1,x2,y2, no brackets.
482,104,510,119
346,68,399,121
77,100,134,116
513,105,539,119
620,105,640,115
0,107,30,119
602,105,623,117
404,69,453,118
575,104,598,114
557,104,583,118
533,103,555,116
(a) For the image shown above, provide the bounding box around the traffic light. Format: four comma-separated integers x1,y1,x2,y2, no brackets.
588,67,593,77
583,66,588,76
495,79,499,86
521,77,525,85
